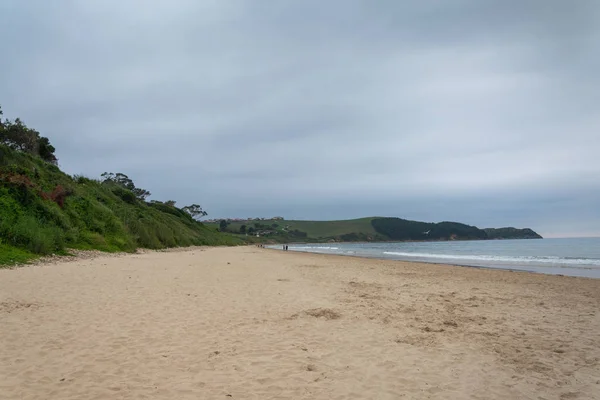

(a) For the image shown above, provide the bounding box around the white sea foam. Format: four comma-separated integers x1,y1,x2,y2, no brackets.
382,251,600,267
292,246,339,250
280,239,600,277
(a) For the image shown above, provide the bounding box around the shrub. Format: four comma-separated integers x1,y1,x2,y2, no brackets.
4,215,64,254
111,186,137,204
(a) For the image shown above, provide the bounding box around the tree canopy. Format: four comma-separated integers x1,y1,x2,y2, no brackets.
219,220,228,231
0,106,57,164
182,204,208,220
100,172,151,201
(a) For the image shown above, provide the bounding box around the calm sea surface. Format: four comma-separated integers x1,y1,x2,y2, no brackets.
274,238,600,278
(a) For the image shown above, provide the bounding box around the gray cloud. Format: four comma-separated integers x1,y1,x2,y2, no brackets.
1,0,598,237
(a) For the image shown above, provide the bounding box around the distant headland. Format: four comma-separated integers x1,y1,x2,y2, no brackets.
205,217,543,243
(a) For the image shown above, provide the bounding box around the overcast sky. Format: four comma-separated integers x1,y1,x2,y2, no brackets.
1,1,598,237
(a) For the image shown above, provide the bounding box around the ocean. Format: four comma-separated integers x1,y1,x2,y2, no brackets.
275,238,600,278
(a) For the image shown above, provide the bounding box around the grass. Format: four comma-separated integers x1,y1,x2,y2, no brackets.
0,144,242,266
284,218,380,238
0,243,37,267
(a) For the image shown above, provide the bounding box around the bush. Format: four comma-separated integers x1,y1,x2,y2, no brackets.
73,175,100,185
2,215,64,254
111,186,137,204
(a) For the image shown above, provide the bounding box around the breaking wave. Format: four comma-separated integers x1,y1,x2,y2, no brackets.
291,246,339,250
382,252,600,267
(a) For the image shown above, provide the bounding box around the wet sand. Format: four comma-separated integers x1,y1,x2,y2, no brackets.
1,246,599,399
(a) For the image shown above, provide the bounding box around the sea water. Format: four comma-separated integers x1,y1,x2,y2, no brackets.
277,238,600,278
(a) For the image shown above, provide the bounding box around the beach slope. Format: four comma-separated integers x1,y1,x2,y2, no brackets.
1,247,599,399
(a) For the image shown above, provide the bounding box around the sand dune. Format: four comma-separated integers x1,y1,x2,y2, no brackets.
1,247,599,399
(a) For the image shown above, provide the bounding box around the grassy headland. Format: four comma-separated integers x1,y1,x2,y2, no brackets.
0,107,241,266
208,217,542,243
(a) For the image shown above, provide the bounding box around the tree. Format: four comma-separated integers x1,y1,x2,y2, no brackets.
165,200,176,207
0,108,58,164
182,204,208,221
132,187,150,201
248,227,255,235
0,105,4,130
37,136,57,164
240,225,247,234
101,172,134,190
101,172,151,201
219,220,228,231
0,118,34,152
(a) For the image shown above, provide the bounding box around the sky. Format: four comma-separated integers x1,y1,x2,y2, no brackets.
0,1,599,238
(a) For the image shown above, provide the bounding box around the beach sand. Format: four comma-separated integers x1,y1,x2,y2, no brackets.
1,246,599,399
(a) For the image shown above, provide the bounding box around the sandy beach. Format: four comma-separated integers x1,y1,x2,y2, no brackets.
1,246,599,400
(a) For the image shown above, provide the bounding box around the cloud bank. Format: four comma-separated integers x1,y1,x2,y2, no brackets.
1,0,598,237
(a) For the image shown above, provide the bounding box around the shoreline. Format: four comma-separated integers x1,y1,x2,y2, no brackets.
263,237,544,246
9,243,599,280
2,246,599,399
267,246,600,280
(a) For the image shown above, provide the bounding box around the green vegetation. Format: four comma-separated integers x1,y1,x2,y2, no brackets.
215,217,379,239
284,218,381,238
371,218,487,241
0,106,57,164
209,217,542,243
0,107,240,266
0,243,37,266
484,227,543,239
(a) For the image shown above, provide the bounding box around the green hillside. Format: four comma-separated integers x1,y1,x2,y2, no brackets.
0,143,241,266
371,218,487,241
484,227,543,239
287,218,380,237
209,217,383,242
210,217,542,243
